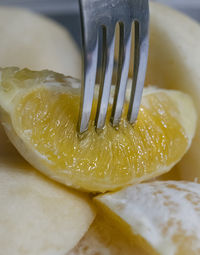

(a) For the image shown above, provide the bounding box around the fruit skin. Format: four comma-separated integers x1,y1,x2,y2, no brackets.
0,123,95,255
0,7,81,78
95,181,200,255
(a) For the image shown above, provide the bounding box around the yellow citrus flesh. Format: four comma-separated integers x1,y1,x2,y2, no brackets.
0,68,196,192
95,181,200,255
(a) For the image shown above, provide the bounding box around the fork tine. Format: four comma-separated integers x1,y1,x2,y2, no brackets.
95,26,116,130
127,16,149,123
77,0,99,134
110,22,132,127
78,42,99,134
78,0,149,133
77,35,99,133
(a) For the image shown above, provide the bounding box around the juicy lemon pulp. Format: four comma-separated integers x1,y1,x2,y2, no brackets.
0,68,196,192
15,88,188,185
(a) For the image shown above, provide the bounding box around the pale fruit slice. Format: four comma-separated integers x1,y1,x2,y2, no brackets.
0,67,197,192
0,7,81,78
96,181,200,255
146,3,200,181
68,214,147,255
0,123,95,255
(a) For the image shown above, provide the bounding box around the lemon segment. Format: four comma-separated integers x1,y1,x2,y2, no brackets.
0,68,197,192
95,181,200,255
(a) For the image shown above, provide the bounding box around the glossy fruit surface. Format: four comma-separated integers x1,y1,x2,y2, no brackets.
0,68,196,192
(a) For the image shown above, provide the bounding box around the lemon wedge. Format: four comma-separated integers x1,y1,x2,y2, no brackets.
95,181,200,255
0,67,197,192
0,123,95,255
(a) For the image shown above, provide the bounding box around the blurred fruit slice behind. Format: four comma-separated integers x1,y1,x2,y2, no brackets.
0,7,81,78
68,214,147,255
0,123,95,255
0,67,197,192
96,181,200,255
146,2,200,181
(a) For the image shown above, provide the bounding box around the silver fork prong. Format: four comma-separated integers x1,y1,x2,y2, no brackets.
110,23,132,127
78,41,99,134
127,11,149,123
78,0,99,134
95,26,116,130
78,0,149,133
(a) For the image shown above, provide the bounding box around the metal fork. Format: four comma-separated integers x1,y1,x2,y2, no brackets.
78,0,149,133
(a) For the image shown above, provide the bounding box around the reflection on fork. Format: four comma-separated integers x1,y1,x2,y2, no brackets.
78,0,149,134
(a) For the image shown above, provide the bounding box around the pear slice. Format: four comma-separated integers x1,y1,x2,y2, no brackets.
0,7,81,78
0,124,95,255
